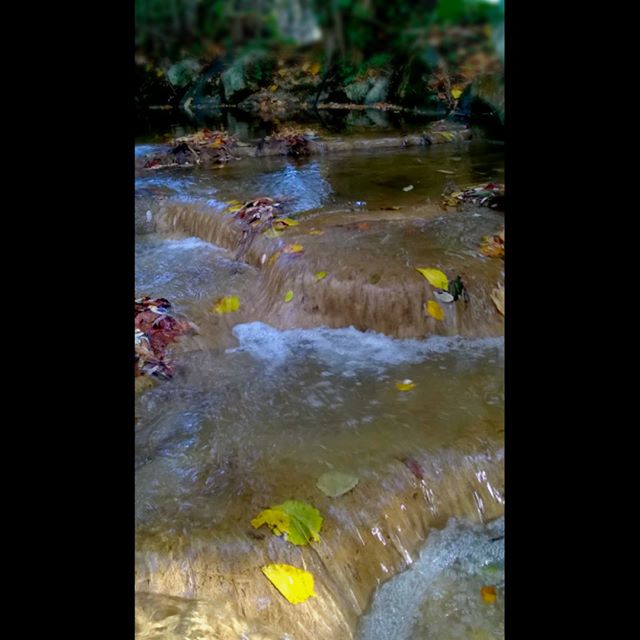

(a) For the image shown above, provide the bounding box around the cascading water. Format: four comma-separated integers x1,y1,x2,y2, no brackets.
135,136,504,639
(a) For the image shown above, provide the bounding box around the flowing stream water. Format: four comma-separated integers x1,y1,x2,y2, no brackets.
135,130,504,640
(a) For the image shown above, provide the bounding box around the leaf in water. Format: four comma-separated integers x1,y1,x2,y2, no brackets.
315,271,327,281
211,295,240,314
401,456,424,479
283,243,304,254
437,169,455,175
261,564,315,604
426,300,444,320
396,379,416,391
309,62,322,76
263,228,284,238
316,471,359,497
272,217,300,230
250,508,291,537
480,585,497,604
490,284,505,316
267,251,282,267
415,268,448,290
403,185,414,192
369,273,381,284
284,290,294,302
451,87,463,100
252,500,323,545
308,229,324,236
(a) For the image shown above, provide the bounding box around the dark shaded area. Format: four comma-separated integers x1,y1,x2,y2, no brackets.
135,0,504,136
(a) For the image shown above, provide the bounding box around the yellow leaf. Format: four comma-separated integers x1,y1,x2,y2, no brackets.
283,243,304,254
252,500,323,545
227,204,243,213
273,217,300,230
415,268,449,290
451,87,463,100
251,508,291,537
211,295,240,314
426,300,444,321
284,290,294,302
480,585,497,604
308,229,324,236
396,379,416,391
270,84,278,92
263,228,284,238
309,62,321,75
261,564,315,604
267,251,282,267
315,271,327,281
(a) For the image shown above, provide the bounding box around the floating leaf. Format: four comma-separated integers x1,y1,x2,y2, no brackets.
315,271,327,281
283,243,304,254
401,457,424,479
273,217,300,230
263,228,284,238
426,300,444,321
403,185,414,192
490,284,504,316
267,251,282,267
396,379,416,391
415,268,448,290
316,471,359,497
284,290,294,302
451,87,463,100
308,229,324,236
480,585,497,604
252,500,323,545
437,169,455,175
212,295,240,314
251,508,291,537
261,564,315,604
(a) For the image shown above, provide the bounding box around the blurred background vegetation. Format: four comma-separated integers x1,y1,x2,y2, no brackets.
135,0,504,133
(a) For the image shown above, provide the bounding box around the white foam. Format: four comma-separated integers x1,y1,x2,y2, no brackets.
230,322,503,373
357,517,504,640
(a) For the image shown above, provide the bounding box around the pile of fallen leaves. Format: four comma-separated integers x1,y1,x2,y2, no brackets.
442,182,504,210
232,197,284,259
480,227,505,259
265,127,316,157
135,297,194,379
143,129,237,169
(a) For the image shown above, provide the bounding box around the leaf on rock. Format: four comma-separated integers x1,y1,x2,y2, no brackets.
315,271,327,281
451,87,463,100
396,379,416,391
480,585,497,604
261,564,315,604
316,471,359,497
426,300,444,320
252,500,323,545
212,295,240,314
284,290,294,302
415,268,449,290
